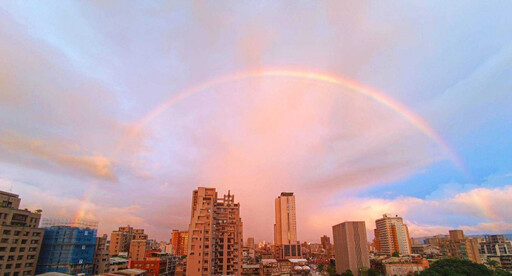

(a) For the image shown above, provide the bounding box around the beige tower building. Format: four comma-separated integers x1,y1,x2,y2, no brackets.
374,214,411,256
109,225,147,256
0,190,44,276
274,192,301,259
187,187,243,276
332,221,370,276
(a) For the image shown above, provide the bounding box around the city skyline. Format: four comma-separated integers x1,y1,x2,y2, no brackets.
0,1,512,243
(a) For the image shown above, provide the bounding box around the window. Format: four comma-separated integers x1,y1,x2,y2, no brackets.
3,230,10,235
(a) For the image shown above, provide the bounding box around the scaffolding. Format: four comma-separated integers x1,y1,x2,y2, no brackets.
41,217,98,229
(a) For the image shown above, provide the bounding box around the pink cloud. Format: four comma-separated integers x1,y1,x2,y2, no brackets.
307,185,512,241
0,129,117,181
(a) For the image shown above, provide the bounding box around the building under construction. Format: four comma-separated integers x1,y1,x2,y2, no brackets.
36,218,98,275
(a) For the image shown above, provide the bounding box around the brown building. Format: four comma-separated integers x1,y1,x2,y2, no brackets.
171,229,188,256
109,225,147,256
446,230,481,263
246,237,255,249
320,235,332,253
0,190,44,276
274,192,301,259
93,234,110,275
187,187,244,276
427,229,481,263
332,221,370,276
374,214,412,256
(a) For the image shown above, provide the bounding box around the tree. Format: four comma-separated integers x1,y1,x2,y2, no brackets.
392,251,400,257
317,263,325,272
487,259,500,276
341,269,354,276
327,264,337,276
421,258,494,276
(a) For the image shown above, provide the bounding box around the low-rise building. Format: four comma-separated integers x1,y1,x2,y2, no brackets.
129,250,168,276
108,256,129,273
260,259,278,275
380,255,430,276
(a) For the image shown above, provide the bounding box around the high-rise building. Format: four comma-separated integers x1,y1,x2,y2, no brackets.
170,229,188,256
332,221,370,276
109,225,147,256
274,192,301,259
0,190,44,276
187,187,243,276
93,234,110,275
246,237,255,249
374,214,411,256
36,219,98,274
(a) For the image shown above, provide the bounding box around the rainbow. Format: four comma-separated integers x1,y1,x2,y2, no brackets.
113,68,468,176
72,185,95,225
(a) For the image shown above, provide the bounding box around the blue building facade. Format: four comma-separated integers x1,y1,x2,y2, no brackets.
36,226,97,275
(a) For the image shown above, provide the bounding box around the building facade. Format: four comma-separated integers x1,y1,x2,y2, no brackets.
480,235,512,256
187,187,243,276
374,214,411,256
36,219,97,275
274,192,301,259
0,190,44,276
170,229,188,256
332,221,370,276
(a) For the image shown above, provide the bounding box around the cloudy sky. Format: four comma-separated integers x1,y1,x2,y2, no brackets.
0,1,511,243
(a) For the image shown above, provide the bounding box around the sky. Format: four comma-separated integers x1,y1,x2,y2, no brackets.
0,1,511,243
